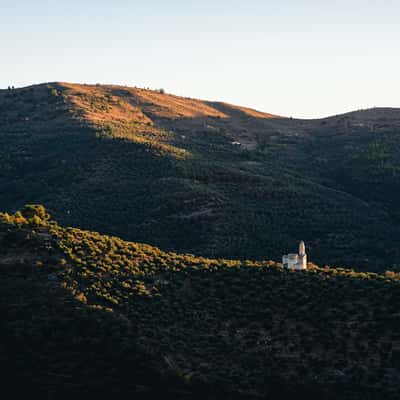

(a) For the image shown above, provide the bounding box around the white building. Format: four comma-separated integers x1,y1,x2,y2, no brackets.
282,241,307,270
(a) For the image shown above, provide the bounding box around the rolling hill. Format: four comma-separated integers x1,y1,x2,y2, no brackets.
2,206,400,399
0,82,399,269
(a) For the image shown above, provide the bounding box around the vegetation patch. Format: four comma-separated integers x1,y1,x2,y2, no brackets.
2,206,400,399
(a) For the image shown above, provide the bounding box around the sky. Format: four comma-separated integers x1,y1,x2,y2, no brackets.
1,0,399,118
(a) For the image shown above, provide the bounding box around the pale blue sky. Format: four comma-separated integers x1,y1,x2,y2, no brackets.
1,0,399,118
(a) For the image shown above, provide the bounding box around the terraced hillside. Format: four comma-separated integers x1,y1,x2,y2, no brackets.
0,83,399,269
1,206,400,399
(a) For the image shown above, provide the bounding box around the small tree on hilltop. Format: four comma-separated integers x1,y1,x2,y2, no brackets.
21,204,51,223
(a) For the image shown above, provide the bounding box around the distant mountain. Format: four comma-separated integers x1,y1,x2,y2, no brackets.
2,206,400,399
0,82,399,269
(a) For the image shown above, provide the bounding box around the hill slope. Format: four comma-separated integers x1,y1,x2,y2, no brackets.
0,83,399,269
1,206,400,399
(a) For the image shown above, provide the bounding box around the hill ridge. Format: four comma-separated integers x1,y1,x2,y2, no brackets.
3,81,400,120
0,82,399,268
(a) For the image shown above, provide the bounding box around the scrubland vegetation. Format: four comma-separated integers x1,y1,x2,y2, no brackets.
1,205,400,399
0,83,399,269
1,84,400,397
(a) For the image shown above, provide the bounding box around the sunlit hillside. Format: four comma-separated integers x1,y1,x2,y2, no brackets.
0,83,399,269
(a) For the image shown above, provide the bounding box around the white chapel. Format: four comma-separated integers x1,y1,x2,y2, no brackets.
282,241,307,270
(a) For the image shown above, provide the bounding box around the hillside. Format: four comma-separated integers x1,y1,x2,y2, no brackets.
1,206,400,399
0,83,399,269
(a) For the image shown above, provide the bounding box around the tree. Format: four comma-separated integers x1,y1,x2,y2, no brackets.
21,204,51,222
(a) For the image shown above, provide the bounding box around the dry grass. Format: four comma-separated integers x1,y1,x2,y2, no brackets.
57,82,281,124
